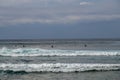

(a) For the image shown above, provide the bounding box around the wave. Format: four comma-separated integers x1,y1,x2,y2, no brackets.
0,47,120,57
0,63,120,73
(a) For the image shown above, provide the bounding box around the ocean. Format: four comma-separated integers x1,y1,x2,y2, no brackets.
0,39,120,80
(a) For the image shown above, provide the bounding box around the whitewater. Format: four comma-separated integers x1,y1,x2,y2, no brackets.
0,39,120,80
0,63,120,72
0,47,120,57
0,47,120,73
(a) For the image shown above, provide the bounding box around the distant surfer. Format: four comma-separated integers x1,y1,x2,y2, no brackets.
23,44,25,47
84,44,87,47
51,45,54,48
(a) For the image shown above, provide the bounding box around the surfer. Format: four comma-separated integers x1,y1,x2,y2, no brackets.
51,45,54,48
84,44,87,47
23,44,25,47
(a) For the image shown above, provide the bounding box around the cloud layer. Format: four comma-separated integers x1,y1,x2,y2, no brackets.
0,0,120,26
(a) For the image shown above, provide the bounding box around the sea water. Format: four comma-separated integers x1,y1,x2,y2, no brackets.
0,39,120,80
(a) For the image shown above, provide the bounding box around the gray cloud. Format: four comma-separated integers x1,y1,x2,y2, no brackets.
0,0,78,7
0,0,32,7
0,14,120,25
0,0,120,26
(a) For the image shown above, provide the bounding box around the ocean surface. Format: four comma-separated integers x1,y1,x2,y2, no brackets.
0,39,120,80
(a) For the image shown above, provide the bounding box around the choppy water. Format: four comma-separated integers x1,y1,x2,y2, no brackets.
0,39,120,80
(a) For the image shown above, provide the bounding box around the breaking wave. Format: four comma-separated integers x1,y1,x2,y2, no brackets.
0,47,120,57
0,63,120,73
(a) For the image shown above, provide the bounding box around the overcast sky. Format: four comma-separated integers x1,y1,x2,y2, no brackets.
0,0,120,39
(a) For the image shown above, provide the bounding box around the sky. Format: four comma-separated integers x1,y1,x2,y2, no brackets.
0,0,120,39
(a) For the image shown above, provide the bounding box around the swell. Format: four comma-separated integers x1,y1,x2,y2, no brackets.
0,47,120,57
0,63,120,73
1,70,120,74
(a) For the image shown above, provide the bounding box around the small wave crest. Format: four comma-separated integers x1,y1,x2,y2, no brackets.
0,47,120,57
0,63,120,72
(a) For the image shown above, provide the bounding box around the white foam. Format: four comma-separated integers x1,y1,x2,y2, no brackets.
0,63,120,72
0,47,120,57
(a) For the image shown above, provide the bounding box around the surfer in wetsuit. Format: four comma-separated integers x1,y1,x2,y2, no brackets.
23,44,25,47
51,45,54,48
84,44,87,47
